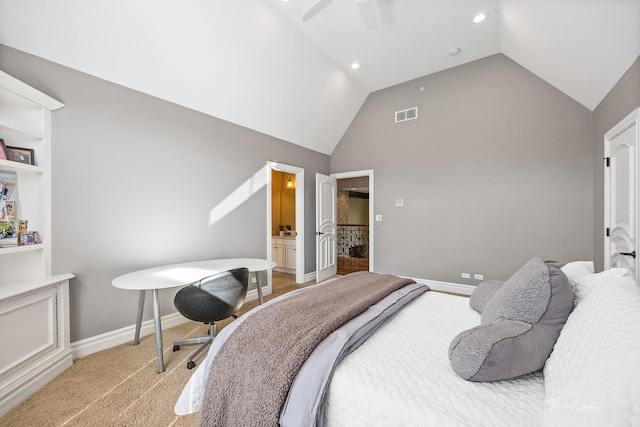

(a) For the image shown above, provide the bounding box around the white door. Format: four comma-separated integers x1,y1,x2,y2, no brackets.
316,173,337,282
604,109,640,280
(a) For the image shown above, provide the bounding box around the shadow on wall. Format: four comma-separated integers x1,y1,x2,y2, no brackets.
209,165,268,226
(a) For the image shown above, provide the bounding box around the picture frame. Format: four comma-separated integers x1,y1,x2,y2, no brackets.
0,139,7,161
19,231,40,246
6,146,35,165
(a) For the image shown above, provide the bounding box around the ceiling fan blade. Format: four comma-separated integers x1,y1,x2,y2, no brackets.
356,0,378,30
302,0,334,22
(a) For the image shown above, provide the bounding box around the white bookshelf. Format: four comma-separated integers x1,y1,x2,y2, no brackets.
0,70,74,416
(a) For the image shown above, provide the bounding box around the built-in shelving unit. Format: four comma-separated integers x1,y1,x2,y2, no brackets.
0,70,74,416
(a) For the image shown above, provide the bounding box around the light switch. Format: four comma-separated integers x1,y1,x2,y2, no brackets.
375,215,383,221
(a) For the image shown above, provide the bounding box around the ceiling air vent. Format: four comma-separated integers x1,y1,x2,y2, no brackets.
395,107,418,123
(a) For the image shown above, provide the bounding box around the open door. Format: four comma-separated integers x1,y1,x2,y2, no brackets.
604,108,639,280
316,173,337,282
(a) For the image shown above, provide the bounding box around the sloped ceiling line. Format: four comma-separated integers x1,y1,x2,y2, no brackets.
0,0,638,155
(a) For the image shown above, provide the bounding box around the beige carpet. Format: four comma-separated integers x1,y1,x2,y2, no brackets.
1,275,309,427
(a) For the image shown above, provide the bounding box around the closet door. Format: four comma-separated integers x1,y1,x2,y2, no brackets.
604,108,640,279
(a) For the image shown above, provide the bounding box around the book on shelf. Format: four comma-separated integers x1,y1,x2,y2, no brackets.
0,169,19,248
0,169,17,201
0,199,18,247
0,222,17,247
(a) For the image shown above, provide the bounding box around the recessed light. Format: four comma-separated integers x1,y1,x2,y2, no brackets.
351,62,360,70
473,12,488,23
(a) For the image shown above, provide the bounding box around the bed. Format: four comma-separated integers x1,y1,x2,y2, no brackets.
175,260,640,426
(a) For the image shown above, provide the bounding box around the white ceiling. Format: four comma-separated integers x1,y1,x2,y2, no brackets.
268,0,640,108
0,0,638,155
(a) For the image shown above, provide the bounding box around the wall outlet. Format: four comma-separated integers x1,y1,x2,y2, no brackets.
461,273,471,279
474,274,484,280
251,277,257,283
375,214,383,221
395,199,404,208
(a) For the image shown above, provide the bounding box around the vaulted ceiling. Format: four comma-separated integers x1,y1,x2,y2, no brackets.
0,0,638,155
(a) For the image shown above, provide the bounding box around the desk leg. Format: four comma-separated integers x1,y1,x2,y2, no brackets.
133,290,146,345
255,271,264,305
152,289,165,373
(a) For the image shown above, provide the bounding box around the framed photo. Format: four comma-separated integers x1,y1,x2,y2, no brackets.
0,139,7,161
6,146,35,165
19,231,40,246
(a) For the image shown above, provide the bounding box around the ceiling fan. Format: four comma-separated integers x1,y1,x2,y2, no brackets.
302,0,379,31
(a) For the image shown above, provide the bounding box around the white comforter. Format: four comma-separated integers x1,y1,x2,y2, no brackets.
324,290,545,426
177,288,545,425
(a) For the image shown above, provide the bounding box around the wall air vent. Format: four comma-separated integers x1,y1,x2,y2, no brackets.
395,107,418,123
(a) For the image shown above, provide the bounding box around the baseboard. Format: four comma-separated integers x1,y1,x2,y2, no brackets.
274,266,295,274
409,277,475,296
304,271,316,283
71,287,279,359
0,350,72,417
245,288,260,302
70,274,472,361
70,312,189,360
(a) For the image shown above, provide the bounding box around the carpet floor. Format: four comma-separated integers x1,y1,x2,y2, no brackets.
1,272,311,427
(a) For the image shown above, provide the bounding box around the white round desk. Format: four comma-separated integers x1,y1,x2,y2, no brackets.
112,258,276,373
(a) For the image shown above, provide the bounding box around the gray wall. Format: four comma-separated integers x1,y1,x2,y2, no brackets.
331,54,594,283
0,45,329,341
592,56,640,271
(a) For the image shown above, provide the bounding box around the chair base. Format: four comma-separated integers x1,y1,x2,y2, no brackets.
173,323,215,369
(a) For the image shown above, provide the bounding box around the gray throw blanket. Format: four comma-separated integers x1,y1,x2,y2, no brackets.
197,271,416,427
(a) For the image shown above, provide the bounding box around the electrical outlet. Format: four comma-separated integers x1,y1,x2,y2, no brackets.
251,277,257,283
474,274,484,280
375,214,383,221
395,199,404,208
461,273,471,279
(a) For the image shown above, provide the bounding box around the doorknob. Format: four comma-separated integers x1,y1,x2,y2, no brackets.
620,251,636,258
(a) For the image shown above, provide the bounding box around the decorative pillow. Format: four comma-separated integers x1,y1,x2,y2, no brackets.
449,257,574,382
543,275,640,425
469,280,504,313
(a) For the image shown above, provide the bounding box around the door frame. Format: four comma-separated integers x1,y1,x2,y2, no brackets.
267,161,305,284
332,169,375,272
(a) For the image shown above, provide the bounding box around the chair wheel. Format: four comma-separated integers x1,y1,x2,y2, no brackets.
187,361,196,369
173,345,180,352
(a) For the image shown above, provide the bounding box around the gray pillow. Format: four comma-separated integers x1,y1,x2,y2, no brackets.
449,257,574,382
469,280,504,313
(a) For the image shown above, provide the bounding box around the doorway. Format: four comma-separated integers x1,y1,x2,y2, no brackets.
332,170,374,274
267,161,305,284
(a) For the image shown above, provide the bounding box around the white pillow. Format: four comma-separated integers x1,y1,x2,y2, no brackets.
570,268,628,304
560,261,594,282
543,275,640,426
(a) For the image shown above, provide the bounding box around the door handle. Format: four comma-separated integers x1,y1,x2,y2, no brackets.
620,251,636,258
315,231,324,235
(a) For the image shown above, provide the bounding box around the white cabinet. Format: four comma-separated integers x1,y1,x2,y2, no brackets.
272,237,296,272
285,245,296,270
0,70,74,416
273,241,286,267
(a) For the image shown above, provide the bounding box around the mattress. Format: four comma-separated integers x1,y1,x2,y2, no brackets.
176,288,545,425
323,290,545,426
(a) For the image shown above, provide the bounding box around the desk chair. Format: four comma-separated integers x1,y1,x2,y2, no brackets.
172,267,249,369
